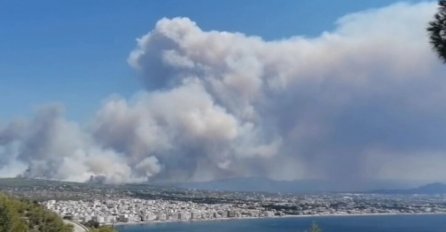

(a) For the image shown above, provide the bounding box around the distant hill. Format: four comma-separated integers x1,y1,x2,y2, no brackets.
0,177,78,187
0,177,176,190
175,177,335,193
172,177,406,193
3,177,437,195
371,183,446,194
1,177,341,194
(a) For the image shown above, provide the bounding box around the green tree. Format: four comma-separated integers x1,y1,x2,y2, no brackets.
0,193,73,232
0,193,26,232
428,0,446,62
0,204,12,232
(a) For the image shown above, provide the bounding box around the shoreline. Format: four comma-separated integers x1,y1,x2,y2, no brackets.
113,212,446,227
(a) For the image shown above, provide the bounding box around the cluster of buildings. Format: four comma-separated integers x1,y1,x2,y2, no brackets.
263,193,446,216
44,198,276,225
5,178,446,226
44,193,446,226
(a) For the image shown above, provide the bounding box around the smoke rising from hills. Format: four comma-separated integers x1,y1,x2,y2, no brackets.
1,2,446,185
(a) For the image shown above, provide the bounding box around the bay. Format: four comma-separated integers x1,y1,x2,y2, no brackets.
116,215,446,232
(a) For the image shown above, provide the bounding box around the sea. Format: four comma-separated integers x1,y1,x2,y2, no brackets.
116,214,446,232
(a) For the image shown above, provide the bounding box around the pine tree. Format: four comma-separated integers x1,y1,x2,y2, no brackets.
428,0,446,62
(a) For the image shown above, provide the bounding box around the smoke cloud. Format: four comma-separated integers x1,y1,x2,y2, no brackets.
1,2,446,185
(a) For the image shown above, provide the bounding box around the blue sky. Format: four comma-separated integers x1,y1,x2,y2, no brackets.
0,0,427,122
2,0,446,186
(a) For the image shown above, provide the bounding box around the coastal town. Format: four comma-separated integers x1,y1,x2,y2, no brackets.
2,178,446,226
44,198,275,225
44,194,446,226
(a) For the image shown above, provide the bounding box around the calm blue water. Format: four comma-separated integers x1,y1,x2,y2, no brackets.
116,215,446,232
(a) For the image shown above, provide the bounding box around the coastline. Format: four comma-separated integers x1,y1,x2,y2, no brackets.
64,220,89,232
114,212,446,227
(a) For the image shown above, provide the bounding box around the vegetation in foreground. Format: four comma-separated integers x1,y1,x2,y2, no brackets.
0,192,117,232
0,192,72,232
428,0,446,62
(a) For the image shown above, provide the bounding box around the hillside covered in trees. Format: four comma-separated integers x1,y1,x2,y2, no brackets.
0,193,73,232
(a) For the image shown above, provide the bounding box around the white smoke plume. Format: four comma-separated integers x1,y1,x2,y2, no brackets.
1,2,446,185
0,105,157,183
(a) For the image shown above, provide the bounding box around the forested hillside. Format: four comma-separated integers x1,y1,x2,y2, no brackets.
0,193,73,232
